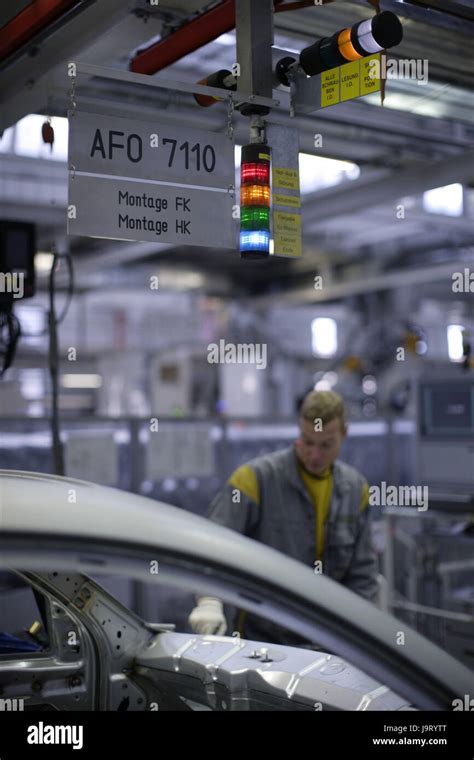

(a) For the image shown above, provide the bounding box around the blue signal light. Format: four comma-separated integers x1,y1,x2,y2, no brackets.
240,230,270,252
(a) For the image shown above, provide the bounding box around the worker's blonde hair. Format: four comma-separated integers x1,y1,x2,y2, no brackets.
299,390,347,433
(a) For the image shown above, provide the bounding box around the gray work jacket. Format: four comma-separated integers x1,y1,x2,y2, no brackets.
207,446,378,645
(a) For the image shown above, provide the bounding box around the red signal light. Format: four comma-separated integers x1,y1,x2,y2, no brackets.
241,162,270,185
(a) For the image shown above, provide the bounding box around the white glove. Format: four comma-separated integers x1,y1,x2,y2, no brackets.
188,597,227,635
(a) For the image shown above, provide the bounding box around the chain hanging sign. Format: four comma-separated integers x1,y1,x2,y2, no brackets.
68,110,236,248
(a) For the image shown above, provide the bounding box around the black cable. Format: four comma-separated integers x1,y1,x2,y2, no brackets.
53,253,74,325
21,253,75,338
0,252,73,471
48,252,74,477
0,302,21,378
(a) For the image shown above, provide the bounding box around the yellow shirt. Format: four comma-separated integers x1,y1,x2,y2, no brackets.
298,464,333,561
298,464,370,560
229,461,369,562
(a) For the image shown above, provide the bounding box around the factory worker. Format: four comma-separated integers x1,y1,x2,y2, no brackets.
188,390,378,646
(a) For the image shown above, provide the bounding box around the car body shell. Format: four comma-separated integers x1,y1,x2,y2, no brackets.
0,470,472,711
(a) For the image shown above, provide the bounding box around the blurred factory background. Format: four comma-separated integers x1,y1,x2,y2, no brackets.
0,0,473,670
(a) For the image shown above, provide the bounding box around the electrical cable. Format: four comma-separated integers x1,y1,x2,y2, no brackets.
20,252,74,338
47,251,74,476
0,303,21,377
53,253,74,325
0,250,74,472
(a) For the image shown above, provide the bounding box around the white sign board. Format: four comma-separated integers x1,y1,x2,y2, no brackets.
146,424,215,480
68,111,236,248
65,432,119,486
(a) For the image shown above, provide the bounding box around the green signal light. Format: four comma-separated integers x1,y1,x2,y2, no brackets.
240,207,270,230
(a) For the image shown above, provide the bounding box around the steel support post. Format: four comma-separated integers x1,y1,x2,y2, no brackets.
235,0,275,117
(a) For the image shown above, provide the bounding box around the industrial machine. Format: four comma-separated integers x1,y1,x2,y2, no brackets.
384,376,474,668
417,376,474,504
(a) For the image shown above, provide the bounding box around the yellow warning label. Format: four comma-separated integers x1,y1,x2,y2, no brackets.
273,193,301,209
321,68,340,108
360,53,381,96
340,60,360,102
273,212,302,258
273,167,300,191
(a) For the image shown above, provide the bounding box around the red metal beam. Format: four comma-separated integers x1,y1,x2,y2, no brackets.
130,0,288,76
131,0,235,75
0,0,80,62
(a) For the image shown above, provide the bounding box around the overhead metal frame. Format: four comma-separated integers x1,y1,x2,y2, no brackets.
130,0,236,75
302,148,474,218
1,0,472,289
253,257,474,306
32,71,474,155
129,0,289,76
72,62,280,111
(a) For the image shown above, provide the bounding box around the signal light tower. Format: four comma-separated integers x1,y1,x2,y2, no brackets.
239,144,272,260
277,11,403,82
